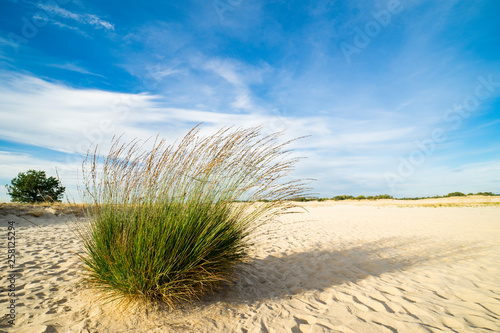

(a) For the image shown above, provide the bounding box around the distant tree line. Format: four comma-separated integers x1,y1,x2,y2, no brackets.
289,192,498,202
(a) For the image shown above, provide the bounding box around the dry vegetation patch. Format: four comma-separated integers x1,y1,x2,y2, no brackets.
0,202,85,217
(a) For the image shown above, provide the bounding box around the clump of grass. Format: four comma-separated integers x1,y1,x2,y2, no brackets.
76,126,308,309
26,208,44,217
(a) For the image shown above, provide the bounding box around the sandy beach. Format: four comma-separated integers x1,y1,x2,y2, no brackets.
1,197,499,332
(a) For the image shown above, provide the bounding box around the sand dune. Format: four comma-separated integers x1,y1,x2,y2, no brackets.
1,198,499,332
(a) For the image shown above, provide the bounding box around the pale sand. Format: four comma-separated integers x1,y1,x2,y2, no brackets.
1,197,499,332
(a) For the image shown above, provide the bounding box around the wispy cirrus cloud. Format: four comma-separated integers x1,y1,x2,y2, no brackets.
198,57,267,111
46,62,105,77
32,14,90,37
35,4,114,31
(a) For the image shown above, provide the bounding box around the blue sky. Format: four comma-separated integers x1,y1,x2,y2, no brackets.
0,0,499,201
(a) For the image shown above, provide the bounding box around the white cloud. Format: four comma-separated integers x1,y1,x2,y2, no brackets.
0,72,314,154
1,72,497,199
231,93,252,109
0,71,423,154
36,4,115,31
202,59,245,87
0,36,20,48
46,63,104,77
31,14,90,37
0,72,154,154
194,57,271,111
0,72,402,155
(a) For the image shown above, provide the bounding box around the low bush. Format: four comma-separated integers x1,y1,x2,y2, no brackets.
332,195,354,201
445,192,466,197
475,191,496,196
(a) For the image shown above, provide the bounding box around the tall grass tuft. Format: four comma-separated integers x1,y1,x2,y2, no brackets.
76,125,308,309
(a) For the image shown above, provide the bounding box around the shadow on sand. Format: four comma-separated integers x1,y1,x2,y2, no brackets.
203,237,485,305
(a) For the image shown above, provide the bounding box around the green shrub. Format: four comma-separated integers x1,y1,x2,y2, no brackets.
76,126,308,308
5,170,65,203
332,195,354,201
375,194,393,199
446,192,466,197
